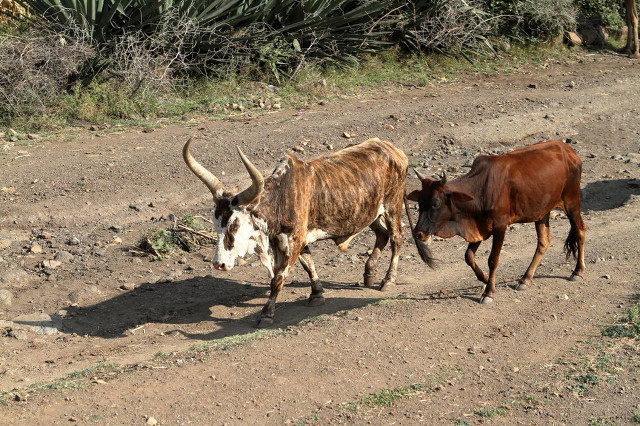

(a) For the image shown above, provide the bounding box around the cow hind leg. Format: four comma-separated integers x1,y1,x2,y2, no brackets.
465,241,488,284
364,217,390,288
380,211,403,291
564,207,586,281
517,213,551,290
298,246,325,307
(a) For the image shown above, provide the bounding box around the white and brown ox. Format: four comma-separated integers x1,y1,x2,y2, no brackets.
408,140,586,304
184,137,408,327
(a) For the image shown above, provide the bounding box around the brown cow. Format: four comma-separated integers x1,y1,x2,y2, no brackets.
407,139,586,303
184,137,408,327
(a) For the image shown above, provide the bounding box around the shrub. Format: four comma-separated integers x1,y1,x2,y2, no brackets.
0,26,95,125
483,0,578,42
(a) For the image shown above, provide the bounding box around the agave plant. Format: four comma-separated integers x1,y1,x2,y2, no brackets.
7,0,133,43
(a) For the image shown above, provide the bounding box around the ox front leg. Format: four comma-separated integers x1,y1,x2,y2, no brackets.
518,214,551,290
380,214,403,291
480,229,506,304
298,246,325,307
364,218,389,289
258,249,294,328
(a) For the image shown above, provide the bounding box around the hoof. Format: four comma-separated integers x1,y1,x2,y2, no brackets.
307,296,326,307
479,295,494,304
379,281,395,292
569,274,583,282
257,317,274,328
363,275,376,288
515,283,528,291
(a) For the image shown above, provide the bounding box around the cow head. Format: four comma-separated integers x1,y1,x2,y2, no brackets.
183,137,266,271
407,171,474,241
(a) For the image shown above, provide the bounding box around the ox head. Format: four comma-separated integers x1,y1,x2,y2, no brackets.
183,137,265,271
407,171,473,242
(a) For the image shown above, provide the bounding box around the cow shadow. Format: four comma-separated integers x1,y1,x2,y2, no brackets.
582,178,640,212
57,275,382,340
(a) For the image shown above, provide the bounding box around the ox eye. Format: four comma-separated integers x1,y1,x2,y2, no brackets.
432,198,441,209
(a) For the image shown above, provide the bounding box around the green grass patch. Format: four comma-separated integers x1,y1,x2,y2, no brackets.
188,329,285,353
632,406,640,423
0,361,122,402
362,383,426,408
2,45,581,133
602,303,640,339
474,407,507,418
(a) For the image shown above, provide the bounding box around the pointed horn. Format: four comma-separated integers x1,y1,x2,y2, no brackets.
235,146,264,205
413,168,429,182
183,137,224,202
440,172,447,185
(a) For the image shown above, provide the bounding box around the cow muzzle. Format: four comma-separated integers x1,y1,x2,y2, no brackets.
414,231,431,242
213,261,232,271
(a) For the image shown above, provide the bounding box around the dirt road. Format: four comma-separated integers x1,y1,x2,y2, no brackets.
1,52,639,425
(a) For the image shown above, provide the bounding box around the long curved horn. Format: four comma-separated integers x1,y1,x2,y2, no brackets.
183,137,224,202
235,146,264,205
413,168,429,182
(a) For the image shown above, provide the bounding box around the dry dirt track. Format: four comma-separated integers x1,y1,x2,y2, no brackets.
1,52,639,425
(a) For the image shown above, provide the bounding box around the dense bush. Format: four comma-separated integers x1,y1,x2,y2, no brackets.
482,0,578,42
574,0,625,30
0,0,627,127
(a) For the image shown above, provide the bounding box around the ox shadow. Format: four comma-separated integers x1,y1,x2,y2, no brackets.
582,178,640,212
58,275,381,340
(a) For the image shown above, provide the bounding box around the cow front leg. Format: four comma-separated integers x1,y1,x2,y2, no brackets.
298,246,325,307
518,214,551,290
480,229,505,304
380,212,403,291
465,241,488,283
364,218,389,288
258,272,286,328
258,248,295,328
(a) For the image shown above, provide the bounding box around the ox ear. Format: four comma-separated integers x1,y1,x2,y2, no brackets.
445,190,474,204
406,189,421,202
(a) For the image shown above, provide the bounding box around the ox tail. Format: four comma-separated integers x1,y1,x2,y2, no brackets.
564,227,579,260
404,193,436,269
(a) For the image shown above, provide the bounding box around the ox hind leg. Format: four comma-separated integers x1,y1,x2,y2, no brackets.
517,213,551,291
363,217,390,289
298,246,325,307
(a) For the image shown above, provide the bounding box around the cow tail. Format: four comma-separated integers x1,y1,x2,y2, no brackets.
564,227,579,260
404,192,436,268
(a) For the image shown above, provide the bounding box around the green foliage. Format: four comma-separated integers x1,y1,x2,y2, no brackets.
574,0,624,29
139,227,179,259
483,0,577,42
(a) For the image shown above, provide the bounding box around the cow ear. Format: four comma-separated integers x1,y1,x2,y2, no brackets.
446,190,474,203
406,189,421,202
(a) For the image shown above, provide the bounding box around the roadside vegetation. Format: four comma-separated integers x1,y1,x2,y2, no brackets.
0,0,630,132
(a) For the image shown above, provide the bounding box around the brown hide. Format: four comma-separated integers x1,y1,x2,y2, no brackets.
441,139,582,241
410,139,586,304
254,139,407,242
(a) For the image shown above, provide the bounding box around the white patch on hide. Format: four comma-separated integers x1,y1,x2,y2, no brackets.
305,229,331,245
277,233,290,256
212,208,257,270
